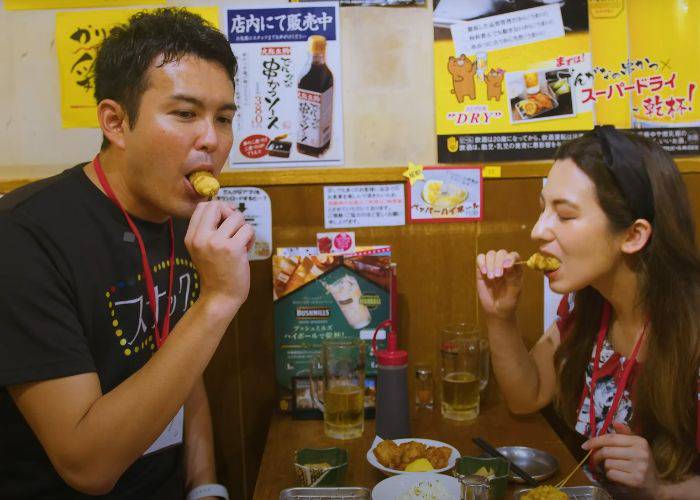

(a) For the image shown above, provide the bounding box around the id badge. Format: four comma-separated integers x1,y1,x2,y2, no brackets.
143,406,184,456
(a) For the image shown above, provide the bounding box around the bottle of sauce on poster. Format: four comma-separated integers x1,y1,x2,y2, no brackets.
297,35,333,157
372,319,410,439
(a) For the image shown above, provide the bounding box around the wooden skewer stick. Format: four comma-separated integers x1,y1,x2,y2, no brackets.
555,449,592,489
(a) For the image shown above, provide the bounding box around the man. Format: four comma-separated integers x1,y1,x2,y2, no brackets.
0,9,250,499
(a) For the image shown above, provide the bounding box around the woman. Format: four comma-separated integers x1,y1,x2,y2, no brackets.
476,126,700,498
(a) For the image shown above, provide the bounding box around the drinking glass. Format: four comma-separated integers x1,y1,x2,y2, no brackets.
442,324,489,391
440,325,481,421
310,340,365,439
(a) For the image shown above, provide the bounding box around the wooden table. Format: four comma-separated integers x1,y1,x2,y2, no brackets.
254,392,589,499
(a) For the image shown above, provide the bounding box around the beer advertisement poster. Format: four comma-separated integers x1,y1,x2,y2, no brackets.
434,0,594,162
226,3,344,168
586,0,699,155
434,0,699,163
272,248,391,411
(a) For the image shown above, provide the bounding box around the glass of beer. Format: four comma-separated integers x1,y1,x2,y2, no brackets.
310,340,365,439
442,323,489,391
439,326,481,421
524,72,539,94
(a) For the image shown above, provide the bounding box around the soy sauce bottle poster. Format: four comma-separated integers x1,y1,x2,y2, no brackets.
227,3,344,168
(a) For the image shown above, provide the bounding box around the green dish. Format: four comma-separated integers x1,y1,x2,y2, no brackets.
454,456,510,500
294,447,348,487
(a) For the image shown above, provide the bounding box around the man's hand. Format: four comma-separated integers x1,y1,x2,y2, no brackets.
185,201,255,315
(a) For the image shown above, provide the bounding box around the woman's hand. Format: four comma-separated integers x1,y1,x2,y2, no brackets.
583,422,664,498
476,249,523,321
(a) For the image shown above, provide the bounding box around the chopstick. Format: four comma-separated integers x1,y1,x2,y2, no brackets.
472,437,538,486
555,449,592,489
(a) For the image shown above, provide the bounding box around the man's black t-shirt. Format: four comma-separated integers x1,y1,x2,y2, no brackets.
0,164,200,498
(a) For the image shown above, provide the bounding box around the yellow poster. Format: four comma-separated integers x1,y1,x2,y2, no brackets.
434,0,700,162
627,1,699,129
434,0,593,161
584,0,699,155
588,0,630,129
56,6,219,128
5,0,164,9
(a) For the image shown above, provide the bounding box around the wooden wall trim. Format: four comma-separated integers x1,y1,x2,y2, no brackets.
2,157,700,192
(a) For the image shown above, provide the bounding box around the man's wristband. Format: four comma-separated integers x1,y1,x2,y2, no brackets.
186,483,229,500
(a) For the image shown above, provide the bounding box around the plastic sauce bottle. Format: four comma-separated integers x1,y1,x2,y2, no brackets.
372,319,410,439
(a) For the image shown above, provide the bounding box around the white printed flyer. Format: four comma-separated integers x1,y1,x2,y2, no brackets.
226,3,343,168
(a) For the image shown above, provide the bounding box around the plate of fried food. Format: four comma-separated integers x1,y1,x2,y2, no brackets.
367,438,460,476
515,91,557,119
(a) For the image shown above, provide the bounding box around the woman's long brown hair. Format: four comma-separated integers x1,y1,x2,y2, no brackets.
552,133,700,480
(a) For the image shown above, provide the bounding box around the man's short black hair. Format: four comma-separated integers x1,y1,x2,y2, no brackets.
94,8,237,149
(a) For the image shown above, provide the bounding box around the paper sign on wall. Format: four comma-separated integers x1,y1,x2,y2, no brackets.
324,184,405,229
407,166,482,222
217,187,273,260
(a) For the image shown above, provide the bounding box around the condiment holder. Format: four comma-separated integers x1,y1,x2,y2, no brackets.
294,447,348,487
454,456,510,500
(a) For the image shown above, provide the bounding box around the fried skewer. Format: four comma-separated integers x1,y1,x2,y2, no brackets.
189,171,220,200
516,253,561,272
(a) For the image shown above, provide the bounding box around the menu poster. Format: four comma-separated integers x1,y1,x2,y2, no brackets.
227,3,344,168
407,166,482,223
434,0,593,162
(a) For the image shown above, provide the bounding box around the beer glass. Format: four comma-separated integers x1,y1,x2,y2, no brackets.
310,340,365,439
524,72,539,94
440,326,481,421
442,323,489,391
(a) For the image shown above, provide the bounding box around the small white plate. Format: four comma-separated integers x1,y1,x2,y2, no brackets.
372,472,460,500
366,437,460,476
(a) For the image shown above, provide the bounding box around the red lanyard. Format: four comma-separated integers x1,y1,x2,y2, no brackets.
92,155,175,349
583,302,647,441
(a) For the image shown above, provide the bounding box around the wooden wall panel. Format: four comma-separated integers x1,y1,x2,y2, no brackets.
203,318,245,499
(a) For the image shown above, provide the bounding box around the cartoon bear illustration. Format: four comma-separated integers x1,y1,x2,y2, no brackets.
447,55,476,103
484,68,505,101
